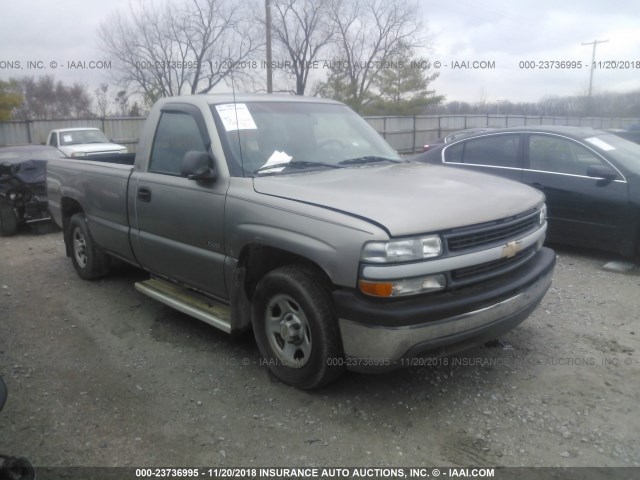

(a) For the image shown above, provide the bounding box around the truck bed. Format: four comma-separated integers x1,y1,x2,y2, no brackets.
47,158,136,263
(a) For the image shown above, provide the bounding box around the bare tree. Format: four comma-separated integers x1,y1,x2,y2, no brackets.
270,0,334,95
114,90,130,117
317,0,426,112
11,76,93,120
95,84,110,117
99,0,263,105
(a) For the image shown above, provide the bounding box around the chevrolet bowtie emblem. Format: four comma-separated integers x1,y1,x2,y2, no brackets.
502,240,522,258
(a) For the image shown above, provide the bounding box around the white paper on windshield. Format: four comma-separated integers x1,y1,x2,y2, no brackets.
260,150,292,172
215,103,257,132
585,137,615,151
63,135,73,142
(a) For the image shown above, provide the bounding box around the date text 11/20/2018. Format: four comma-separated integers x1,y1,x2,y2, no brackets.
519,60,640,69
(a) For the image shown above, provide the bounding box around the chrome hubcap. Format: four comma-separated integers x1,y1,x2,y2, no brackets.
73,228,88,268
265,294,312,368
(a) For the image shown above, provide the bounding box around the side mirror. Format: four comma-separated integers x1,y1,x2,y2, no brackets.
181,151,216,182
586,164,617,181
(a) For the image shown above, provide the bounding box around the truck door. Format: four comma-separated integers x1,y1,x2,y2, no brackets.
130,104,228,298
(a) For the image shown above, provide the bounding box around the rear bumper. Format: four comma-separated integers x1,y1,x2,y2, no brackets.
334,247,555,371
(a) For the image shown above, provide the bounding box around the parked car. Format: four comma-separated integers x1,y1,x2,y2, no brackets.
606,128,640,145
417,126,640,258
47,94,554,389
0,145,65,236
422,128,495,152
47,128,127,158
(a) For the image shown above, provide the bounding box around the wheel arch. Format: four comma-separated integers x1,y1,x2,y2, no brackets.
237,244,333,302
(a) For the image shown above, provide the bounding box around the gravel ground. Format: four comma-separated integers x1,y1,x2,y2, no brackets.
0,226,639,470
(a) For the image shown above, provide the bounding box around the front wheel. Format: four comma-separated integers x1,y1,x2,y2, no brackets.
68,213,111,280
252,265,345,389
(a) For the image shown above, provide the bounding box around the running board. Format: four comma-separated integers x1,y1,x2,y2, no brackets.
135,278,232,333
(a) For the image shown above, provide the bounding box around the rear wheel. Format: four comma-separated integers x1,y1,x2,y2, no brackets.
252,265,345,389
68,213,111,279
0,202,18,236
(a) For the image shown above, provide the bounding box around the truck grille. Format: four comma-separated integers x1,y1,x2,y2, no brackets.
451,245,536,284
445,213,538,253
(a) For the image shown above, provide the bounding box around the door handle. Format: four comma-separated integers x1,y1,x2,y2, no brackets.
530,182,545,190
137,187,152,202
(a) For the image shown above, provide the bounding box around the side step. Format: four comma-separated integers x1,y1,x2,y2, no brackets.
135,278,232,333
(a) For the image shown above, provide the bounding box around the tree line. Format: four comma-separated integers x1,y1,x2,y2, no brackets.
98,0,441,114
2,76,639,122
1,0,440,120
1,0,639,121
0,77,143,120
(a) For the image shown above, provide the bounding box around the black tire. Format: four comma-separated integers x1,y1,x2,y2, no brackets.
252,264,345,389
0,203,18,236
68,213,111,280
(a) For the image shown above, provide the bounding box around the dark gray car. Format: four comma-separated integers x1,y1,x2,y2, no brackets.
417,126,640,257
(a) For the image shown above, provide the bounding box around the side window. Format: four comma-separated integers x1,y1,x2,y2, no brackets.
459,134,520,168
529,135,606,176
150,112,207,175
50,134,58,147
445,142,464,163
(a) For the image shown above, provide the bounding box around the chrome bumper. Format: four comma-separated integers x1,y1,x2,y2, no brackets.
338,266,553,367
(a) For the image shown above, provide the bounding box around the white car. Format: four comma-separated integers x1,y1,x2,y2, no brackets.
47,128,127,158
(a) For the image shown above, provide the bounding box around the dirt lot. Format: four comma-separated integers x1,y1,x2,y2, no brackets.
1,227,639,470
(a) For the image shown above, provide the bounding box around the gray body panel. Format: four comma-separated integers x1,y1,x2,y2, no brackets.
253,162,543,237
129,171,229,296
47,159,136,263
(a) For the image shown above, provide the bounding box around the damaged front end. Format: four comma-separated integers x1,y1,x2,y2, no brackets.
0,159,51,236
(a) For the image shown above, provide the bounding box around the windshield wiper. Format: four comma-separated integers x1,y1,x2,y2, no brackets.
255,160,344,174
338,156,405,165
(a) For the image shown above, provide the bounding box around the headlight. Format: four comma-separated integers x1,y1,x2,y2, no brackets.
539,204,547,226
359,274,446,297
361,235,442,263
70,152,87,158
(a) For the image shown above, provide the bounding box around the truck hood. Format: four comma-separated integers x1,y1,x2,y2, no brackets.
253,162,544,236
60,143,126,154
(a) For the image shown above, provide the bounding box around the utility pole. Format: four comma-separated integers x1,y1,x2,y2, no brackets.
265,0,273,93
582,39,608,115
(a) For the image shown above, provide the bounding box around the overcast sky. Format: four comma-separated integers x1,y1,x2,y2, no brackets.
1,0,639,105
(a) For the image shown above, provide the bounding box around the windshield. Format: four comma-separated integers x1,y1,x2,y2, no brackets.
583,133,640,175
59,130,109,146
211,102,400,176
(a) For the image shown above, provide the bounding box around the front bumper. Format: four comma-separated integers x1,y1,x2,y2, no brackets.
334,247,555,371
